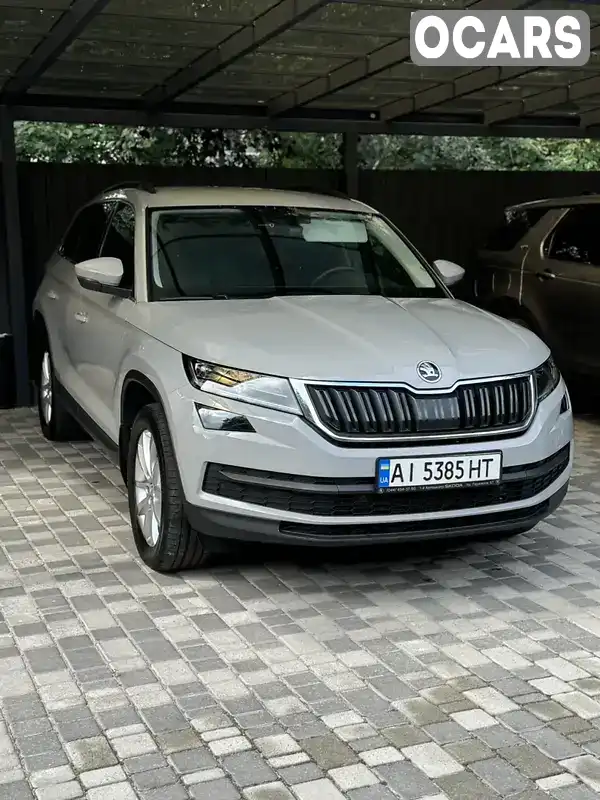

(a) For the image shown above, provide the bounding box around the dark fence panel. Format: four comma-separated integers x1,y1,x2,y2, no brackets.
14,162,600,307
17,164,343,292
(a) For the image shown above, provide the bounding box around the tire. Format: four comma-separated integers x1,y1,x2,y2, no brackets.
37,348,87,442
127,402,213,572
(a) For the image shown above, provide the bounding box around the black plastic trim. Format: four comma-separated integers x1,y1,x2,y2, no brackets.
185,482,568,548
54,380,117,452
76,276,133,299
202,444,570,516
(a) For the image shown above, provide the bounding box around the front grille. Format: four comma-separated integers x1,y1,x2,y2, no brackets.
203,444,570,518
306,375,533,439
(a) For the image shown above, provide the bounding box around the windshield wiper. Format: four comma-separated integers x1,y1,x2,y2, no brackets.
168,292,281,300
168,294,230,300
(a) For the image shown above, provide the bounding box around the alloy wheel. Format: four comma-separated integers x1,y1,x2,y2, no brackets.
134,429,163,547
40,352,53,425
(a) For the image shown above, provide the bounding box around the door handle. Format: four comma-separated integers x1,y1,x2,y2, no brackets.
47,290,58,300
536,269,556,281
74,311,88,324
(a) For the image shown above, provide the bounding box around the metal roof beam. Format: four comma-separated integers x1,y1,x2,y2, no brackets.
143,0,329,109
3,0,112,99
380,18,600,123
485,76,600,125
580,104,600,128
268,0,530,116
9,99,590,139
482,28,600,125
381,65,527,121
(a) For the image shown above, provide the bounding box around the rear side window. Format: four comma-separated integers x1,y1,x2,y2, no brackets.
61,202,114,263
484,207,547,252
547,205,600,265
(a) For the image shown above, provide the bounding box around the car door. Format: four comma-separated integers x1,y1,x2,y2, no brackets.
475,206,549,310
68,201,137,441
47,202,113,399
530,203,600,375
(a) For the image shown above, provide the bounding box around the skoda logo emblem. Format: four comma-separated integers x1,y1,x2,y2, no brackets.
417,361,441,383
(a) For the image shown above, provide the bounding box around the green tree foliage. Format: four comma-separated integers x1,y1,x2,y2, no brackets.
14,123,281,167
14,121,600,172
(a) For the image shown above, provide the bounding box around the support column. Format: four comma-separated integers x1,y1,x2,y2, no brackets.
0,107,29,407
341,131,359,198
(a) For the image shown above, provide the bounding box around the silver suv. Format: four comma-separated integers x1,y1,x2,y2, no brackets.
475,195,600,381
33,184,573,572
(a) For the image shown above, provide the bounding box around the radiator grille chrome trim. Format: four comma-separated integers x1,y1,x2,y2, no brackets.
291,372,536,444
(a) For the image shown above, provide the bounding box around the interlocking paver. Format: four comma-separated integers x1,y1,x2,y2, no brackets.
1,410,600,797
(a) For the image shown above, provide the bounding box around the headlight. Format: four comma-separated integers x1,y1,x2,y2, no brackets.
534,356,560,402
183,357,302,414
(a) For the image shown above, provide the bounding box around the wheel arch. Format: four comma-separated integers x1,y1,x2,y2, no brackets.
119,371,163,484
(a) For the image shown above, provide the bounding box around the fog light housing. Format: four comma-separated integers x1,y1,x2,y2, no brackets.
560,392,570,414
195,405,255,432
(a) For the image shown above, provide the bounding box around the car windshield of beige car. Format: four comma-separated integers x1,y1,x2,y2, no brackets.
149,207,445,300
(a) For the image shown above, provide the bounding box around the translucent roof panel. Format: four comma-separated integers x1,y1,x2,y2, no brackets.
0,6,63,37
39,60,180,97
0,55,22,78
100,0,280,25
234,51,351,76
314,77,442,104
183,69,318,104
81,14,239,48
270,28,396,58
32,80,159,98
179,86,276,105
59,39,202,71
299,2,412,36
44,60,179,83
0,0,72,8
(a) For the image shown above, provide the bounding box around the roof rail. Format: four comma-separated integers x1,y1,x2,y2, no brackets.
286,185,350,199
102,181,157,195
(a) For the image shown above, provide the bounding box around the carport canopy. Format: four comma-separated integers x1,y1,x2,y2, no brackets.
2,0,600,408
2,0,600,136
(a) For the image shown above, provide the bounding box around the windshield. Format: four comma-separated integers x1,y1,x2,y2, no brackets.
148,206,446,300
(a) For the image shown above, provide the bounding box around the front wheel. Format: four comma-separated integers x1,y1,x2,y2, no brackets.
127,402,213,572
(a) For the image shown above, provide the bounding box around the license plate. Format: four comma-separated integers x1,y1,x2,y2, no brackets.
377,452,502,492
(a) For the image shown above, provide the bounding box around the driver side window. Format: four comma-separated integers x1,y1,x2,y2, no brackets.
61,203,113,264
100,202,136,291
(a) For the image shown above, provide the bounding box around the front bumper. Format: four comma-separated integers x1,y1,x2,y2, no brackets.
167,378,573,539
185,482,568,547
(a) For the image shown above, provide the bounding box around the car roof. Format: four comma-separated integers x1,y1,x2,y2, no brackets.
507,193,600,213
98,185,375,214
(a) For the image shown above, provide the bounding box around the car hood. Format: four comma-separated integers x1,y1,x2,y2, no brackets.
141,295,549,387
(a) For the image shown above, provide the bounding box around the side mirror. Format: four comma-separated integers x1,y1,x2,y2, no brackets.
433,259,465,287
75,257,128,297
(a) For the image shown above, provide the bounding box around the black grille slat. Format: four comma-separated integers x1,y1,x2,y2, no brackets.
389,389,412,433
307,377,533,438
312,388,340,432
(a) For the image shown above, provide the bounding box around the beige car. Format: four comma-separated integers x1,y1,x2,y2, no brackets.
474,195,600,381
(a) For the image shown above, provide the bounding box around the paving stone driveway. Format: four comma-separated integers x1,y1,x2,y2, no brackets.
2,409,600,799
